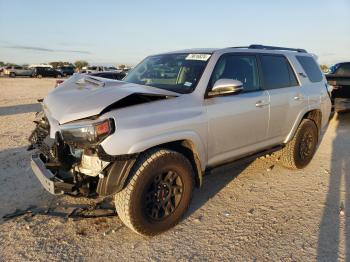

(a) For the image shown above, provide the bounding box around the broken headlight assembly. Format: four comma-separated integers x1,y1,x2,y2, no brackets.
60,118,115,148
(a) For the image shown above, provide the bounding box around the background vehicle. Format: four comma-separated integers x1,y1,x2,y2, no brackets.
29,45,331,236
80,66,123,74
2,66,12,75
80,65,104,74
5,66,35,77
326,62,350,112
57,65,75,77
29,64,53,68
33,67,62,78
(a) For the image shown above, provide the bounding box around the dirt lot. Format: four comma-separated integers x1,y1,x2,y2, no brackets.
0,77,349,261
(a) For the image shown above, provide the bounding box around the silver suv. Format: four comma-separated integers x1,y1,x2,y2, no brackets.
29,45,332,235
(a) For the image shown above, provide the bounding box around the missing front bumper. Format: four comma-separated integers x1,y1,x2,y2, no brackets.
31,154,75,195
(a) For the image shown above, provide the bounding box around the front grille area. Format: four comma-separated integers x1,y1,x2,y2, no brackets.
28,113,77,170
28,113,51,157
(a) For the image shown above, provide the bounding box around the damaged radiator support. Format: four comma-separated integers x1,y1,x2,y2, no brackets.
27,111,139,197
75,152,110,177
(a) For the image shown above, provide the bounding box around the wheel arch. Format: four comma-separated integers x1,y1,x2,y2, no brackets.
284,108,322,144
151,140,204,187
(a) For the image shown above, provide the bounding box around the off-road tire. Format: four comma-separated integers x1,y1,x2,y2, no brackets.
278,119,318,169
115,148,194,236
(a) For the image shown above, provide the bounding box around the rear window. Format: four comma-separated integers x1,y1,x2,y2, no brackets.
296,56,323,82
335,63,350,76
260,55,298,89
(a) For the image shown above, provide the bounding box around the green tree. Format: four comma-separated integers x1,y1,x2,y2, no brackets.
118,64,126,70
320,64,329,73
74,60,89,70
4,62,17,67
0,61,5,67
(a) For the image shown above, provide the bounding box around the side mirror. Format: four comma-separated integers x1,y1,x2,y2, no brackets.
208,79,243,97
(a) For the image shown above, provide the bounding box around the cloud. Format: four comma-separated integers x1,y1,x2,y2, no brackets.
4,45,91,54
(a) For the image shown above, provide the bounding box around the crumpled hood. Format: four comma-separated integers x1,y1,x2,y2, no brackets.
44,74,179,124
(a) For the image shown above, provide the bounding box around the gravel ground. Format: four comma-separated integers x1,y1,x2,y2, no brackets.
0,77,349,261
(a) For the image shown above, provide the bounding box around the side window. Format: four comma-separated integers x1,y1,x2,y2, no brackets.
260,55,297,89
210,55,260,92
336,63,350,76
296,56,323,82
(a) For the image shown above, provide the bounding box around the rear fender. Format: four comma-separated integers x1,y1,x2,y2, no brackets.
284,106,321,143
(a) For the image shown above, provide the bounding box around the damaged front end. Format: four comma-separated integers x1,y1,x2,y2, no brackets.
28,111,136,197
28,74,179,197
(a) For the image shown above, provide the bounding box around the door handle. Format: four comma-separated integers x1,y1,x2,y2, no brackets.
255,100,269,108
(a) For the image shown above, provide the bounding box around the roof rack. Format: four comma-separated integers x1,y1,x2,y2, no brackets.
231,45,307,53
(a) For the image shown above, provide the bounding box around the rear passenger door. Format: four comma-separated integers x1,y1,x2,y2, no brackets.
259,54,305,143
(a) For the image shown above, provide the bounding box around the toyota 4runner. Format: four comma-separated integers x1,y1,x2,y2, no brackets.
29,45,332,236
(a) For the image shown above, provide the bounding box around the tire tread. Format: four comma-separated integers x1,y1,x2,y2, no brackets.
115,148,193,236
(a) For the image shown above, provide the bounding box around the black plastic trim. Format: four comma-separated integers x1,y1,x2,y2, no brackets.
97,145,138,162
96,158,136,196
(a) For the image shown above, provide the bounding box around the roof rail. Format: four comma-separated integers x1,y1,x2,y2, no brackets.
230,45,307,53
248,44,307,53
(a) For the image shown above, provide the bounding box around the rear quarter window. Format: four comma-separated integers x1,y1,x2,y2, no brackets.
260,55,298,89
296,56,323,82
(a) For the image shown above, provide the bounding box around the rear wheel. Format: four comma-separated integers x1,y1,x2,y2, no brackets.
37,74,42,78
9,72,16,78
278,119,318,169
115,149,194,236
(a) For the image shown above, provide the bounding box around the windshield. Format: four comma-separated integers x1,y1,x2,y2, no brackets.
123,53,211,94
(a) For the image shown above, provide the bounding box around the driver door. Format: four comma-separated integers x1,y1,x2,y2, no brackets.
205,54,269,167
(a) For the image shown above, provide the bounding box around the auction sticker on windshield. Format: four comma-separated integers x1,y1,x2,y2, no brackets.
186,54,211,61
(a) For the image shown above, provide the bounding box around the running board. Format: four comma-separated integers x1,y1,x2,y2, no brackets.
205,145,284,175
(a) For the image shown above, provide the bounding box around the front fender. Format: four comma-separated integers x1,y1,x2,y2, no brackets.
127,131,206,171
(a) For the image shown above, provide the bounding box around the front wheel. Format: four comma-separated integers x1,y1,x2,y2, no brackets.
9,72,16,78
278,119,318,169
115,149,194,236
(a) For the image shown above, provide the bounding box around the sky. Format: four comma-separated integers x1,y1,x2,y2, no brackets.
0,0,349,66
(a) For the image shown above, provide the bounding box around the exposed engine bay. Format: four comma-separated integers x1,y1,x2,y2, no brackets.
28,111,135,197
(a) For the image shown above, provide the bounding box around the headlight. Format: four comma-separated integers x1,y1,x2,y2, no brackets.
60,118,114,148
